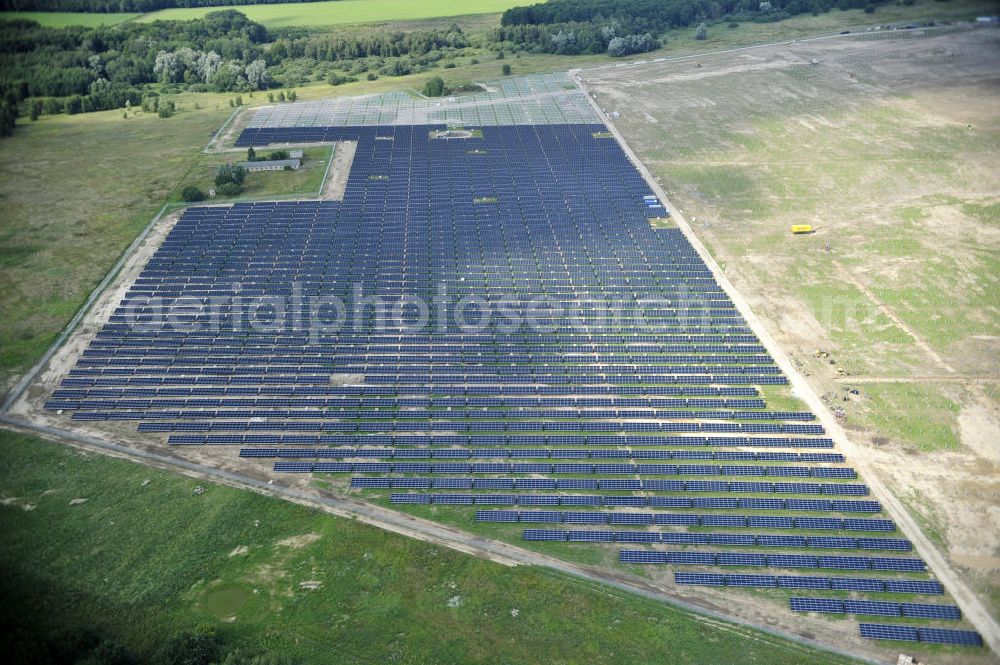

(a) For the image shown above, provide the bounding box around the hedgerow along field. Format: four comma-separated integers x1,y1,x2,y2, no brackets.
0,430,862,665
136,0,527,28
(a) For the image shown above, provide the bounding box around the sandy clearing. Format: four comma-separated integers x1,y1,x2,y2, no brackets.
320,141,357,201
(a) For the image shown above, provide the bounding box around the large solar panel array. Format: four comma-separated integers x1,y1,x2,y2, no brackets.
45,73,982,649
245,73,598,129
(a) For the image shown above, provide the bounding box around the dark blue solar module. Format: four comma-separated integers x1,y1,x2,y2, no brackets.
884,579,943,595
725,574,776,588
901,603,961,620
620,550,668,564
843,600,901,617
859,624,918,642
778,576,831,590
916,628,982,646
674,572,726,586
789,597,844,613
523,529,568,541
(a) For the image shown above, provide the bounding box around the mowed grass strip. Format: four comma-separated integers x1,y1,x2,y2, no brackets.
137,0,524,28
0,430,862,665
0,11,139,27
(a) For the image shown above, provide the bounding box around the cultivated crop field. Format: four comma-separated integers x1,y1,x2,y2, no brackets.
136,0,526,28
580,26,1000,616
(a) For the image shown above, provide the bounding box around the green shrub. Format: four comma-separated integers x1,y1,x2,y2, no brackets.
181,186,205,202
216,182,242,197
423,76,448,97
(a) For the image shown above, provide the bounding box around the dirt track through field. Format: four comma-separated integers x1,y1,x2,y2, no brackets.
831,259,956,374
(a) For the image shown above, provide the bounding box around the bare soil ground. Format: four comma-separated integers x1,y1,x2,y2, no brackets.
580,26,1000,649
320,141,357,201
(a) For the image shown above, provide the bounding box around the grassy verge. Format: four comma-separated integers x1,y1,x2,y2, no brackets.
0,429,861,665
170,146,334,204
847,382,963,451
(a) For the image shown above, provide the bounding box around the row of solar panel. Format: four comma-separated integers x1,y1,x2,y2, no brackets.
355,477,867,497
523,530,908,551
98,326,752,340
51,404,814,424
67,371,792,386
505,525,907,550
237,448,844,462
859,624,982,646
617,550,923,572
789,597,959,619
66,379,758,398
674,572,941,594
89,340,761,354
57,391,765,409
160,430,831,447
393,494,884,514
258,456,855,476
473,510,893,530
282,461,856,479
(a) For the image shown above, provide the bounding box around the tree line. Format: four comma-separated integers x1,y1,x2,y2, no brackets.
0,0,312,12
495,0,888,54
502,0,882,28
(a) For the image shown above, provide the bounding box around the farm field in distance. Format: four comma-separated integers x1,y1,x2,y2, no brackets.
0,430,861,665
135,0,527,28
580,26,1000,617
0,11,138,27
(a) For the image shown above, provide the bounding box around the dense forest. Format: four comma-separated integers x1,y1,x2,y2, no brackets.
502,0,882,26
494,0,888,54
0,9,475,133
0,10,269,117
0,0,310,12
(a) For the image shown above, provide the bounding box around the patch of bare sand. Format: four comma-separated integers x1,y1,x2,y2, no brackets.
276,532,321,549
320,141,356,201
959,400,1000,465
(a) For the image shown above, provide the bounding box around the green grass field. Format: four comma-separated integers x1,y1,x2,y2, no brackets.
0,11,138,27
137,0,523,28
0,100,233,393
0,430,860,665
171,145,334,204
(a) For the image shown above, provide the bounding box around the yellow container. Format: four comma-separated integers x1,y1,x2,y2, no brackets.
791,224,813,234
